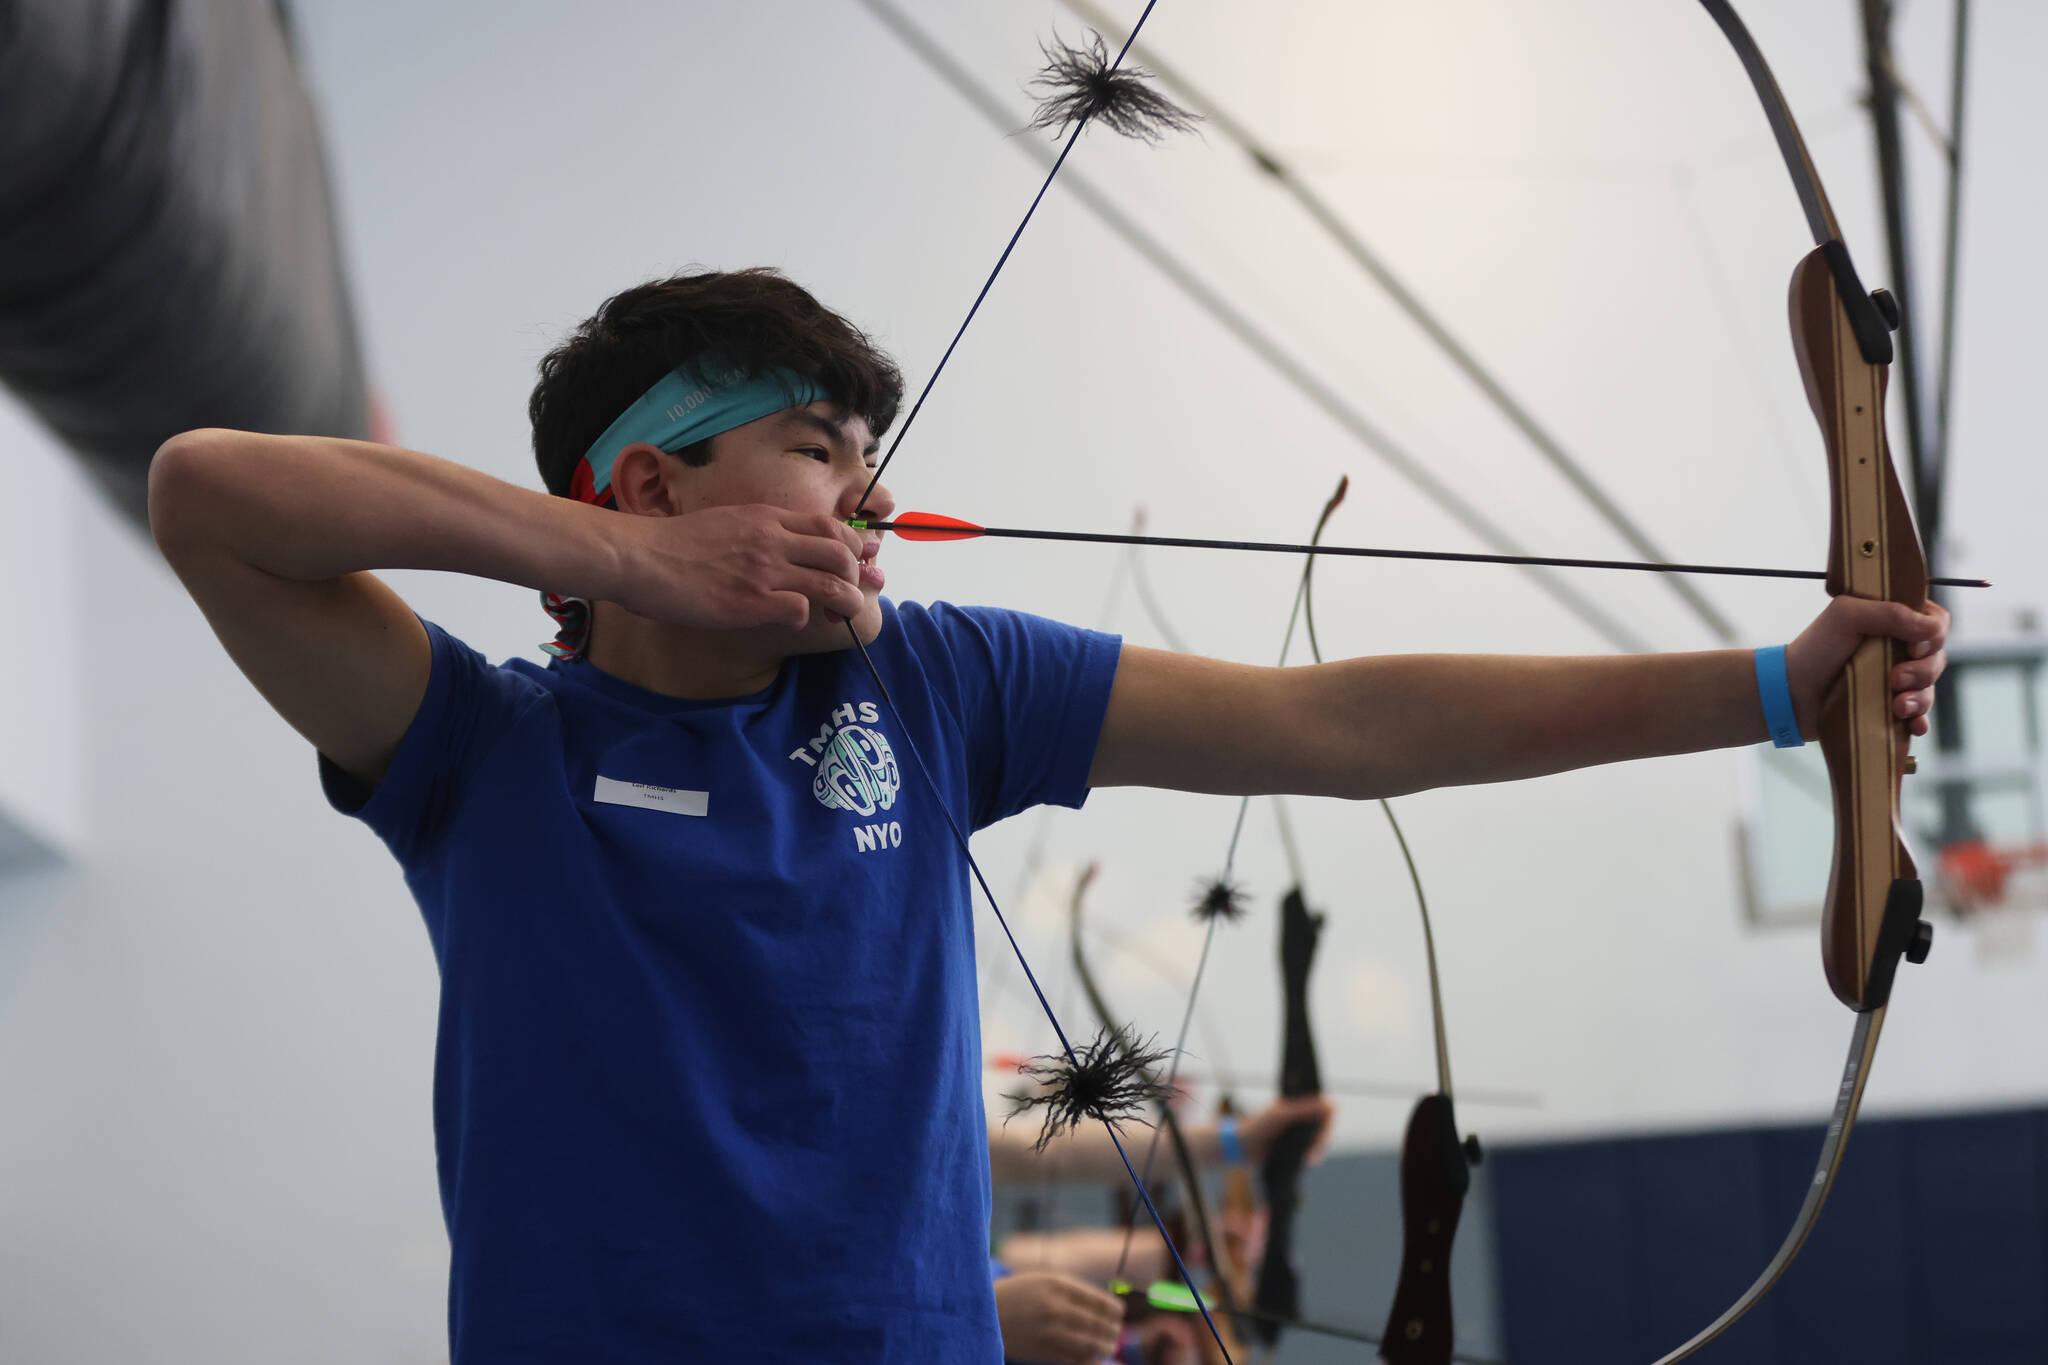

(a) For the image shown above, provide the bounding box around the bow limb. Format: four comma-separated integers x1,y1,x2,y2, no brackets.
1372,821,1476,1365
1069,866,1249,1359
1297,489,1479,1364
1640,8,1937,1362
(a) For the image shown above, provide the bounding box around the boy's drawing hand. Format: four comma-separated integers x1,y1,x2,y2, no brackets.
611,504,871,631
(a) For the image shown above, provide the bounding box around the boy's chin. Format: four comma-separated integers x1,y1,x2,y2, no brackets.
789,599,884,653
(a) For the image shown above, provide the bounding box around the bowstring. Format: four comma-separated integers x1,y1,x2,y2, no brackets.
854,3,1163,519
840,3,1239,1356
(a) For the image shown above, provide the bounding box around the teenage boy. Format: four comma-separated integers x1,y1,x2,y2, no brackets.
147,269,1948,1364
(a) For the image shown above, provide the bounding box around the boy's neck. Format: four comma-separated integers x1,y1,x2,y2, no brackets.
582,605,785,700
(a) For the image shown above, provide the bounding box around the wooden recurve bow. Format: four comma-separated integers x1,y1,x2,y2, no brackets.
1145,479,1495,1365
1238,878,1491,1365
1640,6,1937,1361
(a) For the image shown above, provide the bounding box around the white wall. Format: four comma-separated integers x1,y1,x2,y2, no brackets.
0,446,450,1361
0,403,85,867
2,2,2043,1360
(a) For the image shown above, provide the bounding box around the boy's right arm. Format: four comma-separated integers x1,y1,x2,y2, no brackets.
147,429,865,790
146,429,633,788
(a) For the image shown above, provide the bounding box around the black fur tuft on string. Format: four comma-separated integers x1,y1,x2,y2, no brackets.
1025,30,1200,144
1190,877,1248,925
1008,1025,1176,1151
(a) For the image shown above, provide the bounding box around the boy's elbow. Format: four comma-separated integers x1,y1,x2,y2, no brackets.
150,427,238,480
147,428,238,551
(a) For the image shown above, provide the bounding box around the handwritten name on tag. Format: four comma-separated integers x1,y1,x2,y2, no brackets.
593,775,709,818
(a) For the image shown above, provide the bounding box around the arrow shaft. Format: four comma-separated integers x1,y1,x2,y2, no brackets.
864,521,1989,587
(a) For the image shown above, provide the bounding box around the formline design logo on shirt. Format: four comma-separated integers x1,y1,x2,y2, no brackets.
787,700,904,851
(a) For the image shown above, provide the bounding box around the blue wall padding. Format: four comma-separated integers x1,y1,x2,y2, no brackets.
1899,1110,2048,1357
1491,1104,2048,1364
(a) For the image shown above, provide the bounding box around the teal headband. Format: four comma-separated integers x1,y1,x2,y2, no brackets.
568,362,831,506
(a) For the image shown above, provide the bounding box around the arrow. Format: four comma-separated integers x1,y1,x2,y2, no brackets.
852,512,1991,588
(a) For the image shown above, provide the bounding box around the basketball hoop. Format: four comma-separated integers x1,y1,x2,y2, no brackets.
1937,839,2048,914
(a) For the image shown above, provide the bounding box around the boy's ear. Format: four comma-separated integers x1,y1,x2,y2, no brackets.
608,442,681,515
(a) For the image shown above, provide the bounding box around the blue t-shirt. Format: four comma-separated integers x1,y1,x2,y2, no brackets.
321,599,1121,1363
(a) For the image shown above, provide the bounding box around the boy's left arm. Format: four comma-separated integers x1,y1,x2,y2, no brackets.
1089,596,1949,797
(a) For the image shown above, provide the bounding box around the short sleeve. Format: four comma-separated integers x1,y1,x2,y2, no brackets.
912,603,1121,830
318,619,543,866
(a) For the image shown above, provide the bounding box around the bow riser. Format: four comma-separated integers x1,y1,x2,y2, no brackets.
1789,246,1931,1010
1250,885,1324,1349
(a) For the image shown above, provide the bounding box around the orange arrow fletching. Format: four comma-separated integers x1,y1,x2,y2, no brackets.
888,511,986,542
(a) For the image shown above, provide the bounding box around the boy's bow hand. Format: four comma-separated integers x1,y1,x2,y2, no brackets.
1786,597,1950,738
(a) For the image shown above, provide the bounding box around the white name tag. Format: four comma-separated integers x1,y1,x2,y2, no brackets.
593,775,709,818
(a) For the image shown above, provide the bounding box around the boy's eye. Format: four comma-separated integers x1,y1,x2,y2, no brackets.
798,446,831,462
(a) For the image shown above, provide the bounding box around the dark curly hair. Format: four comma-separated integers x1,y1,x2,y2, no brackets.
529,269,904,497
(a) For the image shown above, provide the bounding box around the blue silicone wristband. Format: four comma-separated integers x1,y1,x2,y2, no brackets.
1218,1113,1245,1167
1755,645,1804,748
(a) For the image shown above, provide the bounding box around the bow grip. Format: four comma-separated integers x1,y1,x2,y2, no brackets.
1377,1092,1475,1364
1250,887,1325,1347
1789,245,1933,1011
